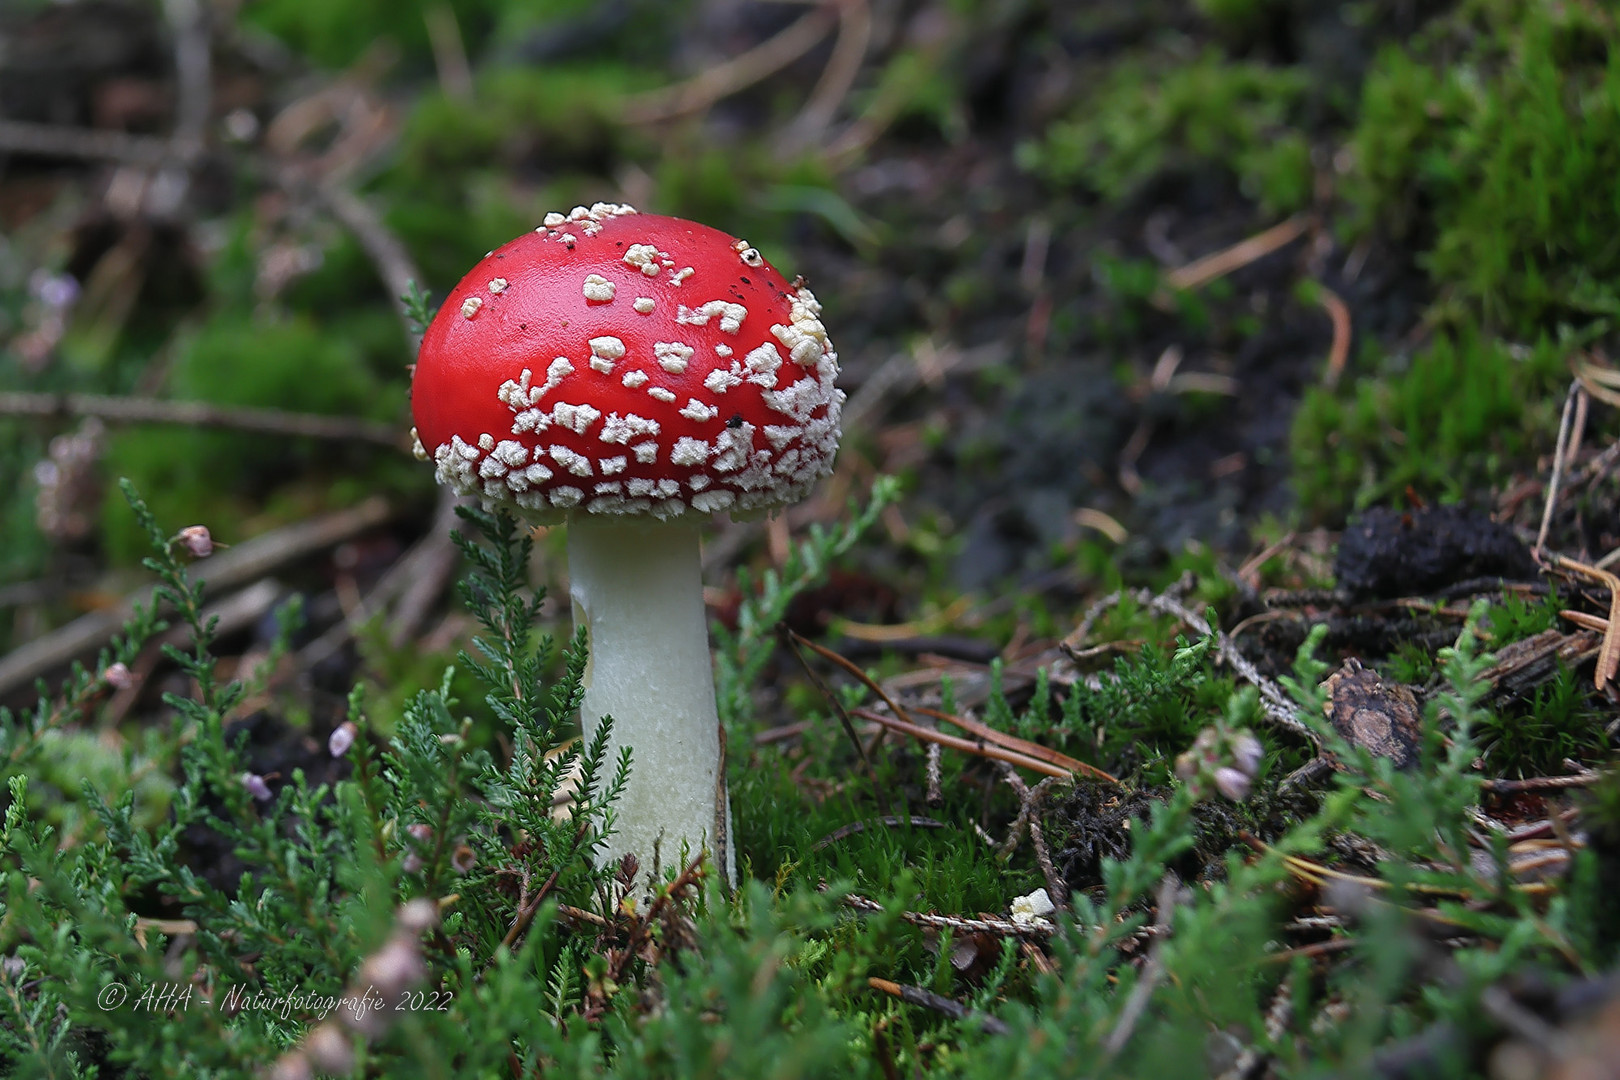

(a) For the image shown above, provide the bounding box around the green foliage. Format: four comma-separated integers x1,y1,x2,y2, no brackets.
1022,48,1314,215
1193,0,1285,38
1047,628,1279,783
0,486,1606,1077
0,484,627,1075
241,0,613,73
1476,664,1604,777
713,475,901,728
1344,2,1620,334
1486,587,1563,645
450,503,629,895
380,62,656,281
2,0,1615,1071
601,882,868,1079
1290,329,1565,517
100,312,398,562
1568,771,1620,967
401,280,436,337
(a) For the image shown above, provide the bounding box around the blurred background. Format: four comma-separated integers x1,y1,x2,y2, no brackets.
2,0,1613,685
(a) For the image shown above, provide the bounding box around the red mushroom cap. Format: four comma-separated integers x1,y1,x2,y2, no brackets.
410,205,843,520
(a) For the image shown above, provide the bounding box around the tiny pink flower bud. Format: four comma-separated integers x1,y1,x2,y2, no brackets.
451,844,476,873
303,1022,354,1074
406,823,434,844
242,772,273,802
177,525,213,557
1214,766,1252,802
397,898,439,935
358,936,426,1001
328,720,358,758
266,1053,313,1080
104,661,134,690
1232,732,1263,778
402,854,424,874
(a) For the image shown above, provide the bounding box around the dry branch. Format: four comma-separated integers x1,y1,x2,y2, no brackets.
0,119,171,166
1536,381,1585,556
841,890,1056,939
778,0,872,153
308,181,426,353
1137,587,1321,746
296,489,466,669
621,4,838,124
0,391,404,448
912,704,1110,781
1318,285,1352,389
1163,215,1311,292
850,706,1099,781
0,497,394,698
867,977,1010,1035
1546,554,1620,690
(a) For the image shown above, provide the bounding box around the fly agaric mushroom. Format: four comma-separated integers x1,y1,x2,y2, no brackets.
410,203,842,885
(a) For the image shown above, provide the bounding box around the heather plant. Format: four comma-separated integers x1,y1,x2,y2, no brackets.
0,486,1611,1078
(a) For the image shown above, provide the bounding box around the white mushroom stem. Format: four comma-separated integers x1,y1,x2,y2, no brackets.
566,516,733,888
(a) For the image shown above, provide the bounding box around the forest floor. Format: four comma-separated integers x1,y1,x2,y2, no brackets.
2,1,1619,1077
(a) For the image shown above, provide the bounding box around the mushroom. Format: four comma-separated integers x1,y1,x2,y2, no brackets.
410,203,843,885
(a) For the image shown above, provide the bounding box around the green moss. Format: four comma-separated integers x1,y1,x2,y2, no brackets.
1344,2,1620,334
655,148,750,230
1193,0,1285,39
1485,589,1561,645
1021,48,1313,215
1290,329,1565,519
241,0,609,73
388,64,649,187
100,312,397,562
1476,664,1604,776
377,63,661,287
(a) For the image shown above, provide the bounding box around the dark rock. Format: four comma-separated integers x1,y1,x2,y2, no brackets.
1335,506,1537,600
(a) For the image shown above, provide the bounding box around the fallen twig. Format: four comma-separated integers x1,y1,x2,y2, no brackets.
782,628,877,777
1546,554,1620,690
841,890,1056,939
852,706,1111,782
925,741,943,805
1063,589,1124,654
1214,982,1295,1080
996,767,1067,906
1101,874,1179,1061
622,3,837,123
778,0,872,153
1318,285,1352,389
0,118,170,165
1535,381,1584,556
912,704,1111,781
0,390,404,448
867,977,1010,1035
1136,587,1321,746
499,822,589,953
308,180,427,353
0,497,393,699
297,489,466,669
1164,216,1311,293
1484,769,1604,794
812,815,946,851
